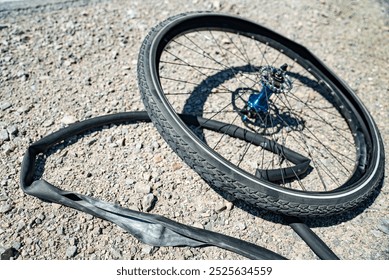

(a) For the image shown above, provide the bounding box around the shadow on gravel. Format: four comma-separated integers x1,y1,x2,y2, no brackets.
180,64,381,227
182,65,312,140
32,120,146,186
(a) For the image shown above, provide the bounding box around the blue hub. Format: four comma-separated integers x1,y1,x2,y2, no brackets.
241,64,292,121
247,82,275,113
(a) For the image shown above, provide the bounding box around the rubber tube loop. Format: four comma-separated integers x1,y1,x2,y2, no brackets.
20,111,286,260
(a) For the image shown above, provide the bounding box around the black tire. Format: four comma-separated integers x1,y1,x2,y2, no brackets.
137,12,385,217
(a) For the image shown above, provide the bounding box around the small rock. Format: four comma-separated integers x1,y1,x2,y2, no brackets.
125,178,135,187
66,245,77,258
204,222,213,231
134,182,151,194
42,119,54,127
151,141,160,149
225,201,234,211
3,143,16,155
87,247,95,254
37,213,45,221
163,192,172,199
0,101,12,111
142,193,155,212
0,203,13,213
127,9,137,19
16,220,26,232
135,143,143,152
68,237,77,246
212,0,221,9
193,222,204,229
172,162,182,171
371,229,382,238
92,227,102,236
1,248,19,260
110,248,122,259
12,242,21,250
215,202,226,213
153,154,163,163
63,60,72,67
57,226,64,235
84,77,92,86
0,129,9,141
116,138,125,146
25,238,33,245
61,115,77,125
143,173,152,181
237,222,247,230
17,71,29,81
378,219,389,235
0,192,8,200
112,50,119,59
141,244,154,255
16,106,31,114
7,125,18,136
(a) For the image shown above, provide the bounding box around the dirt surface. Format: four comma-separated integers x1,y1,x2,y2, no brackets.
0,0,388,260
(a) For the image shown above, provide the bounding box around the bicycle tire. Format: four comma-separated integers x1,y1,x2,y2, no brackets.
137,12,385,217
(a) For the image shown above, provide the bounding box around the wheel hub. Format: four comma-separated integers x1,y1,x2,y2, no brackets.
241,64,292,121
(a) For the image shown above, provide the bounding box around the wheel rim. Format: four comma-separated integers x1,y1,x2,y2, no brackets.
148,14,374,196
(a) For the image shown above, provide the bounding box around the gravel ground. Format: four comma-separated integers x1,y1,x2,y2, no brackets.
0,0,388,260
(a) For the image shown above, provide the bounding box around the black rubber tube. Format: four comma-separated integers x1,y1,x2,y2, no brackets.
287,217,339,260
20,110,339,260
20,111,286,260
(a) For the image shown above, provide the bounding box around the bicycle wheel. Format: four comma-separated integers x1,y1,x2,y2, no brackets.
137,12,384,217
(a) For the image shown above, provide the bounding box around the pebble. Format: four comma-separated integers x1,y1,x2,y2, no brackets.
57,226,64,235
378,219,389,235
3,143,15,155
215,202,226,213
237,222,247,230
141,244,154,255
135,143,143,152
16,220,26,232
7,125,18,136
172,162,182,171
142,193,155,212
66,245,78,258
68,237,77,246
151,141,160,149
42,119,54,127
225,201,234,211
127,9,137,19
17,71,29,81
134,182,151,194
16,106,31,114
0,129,9,141
12,242,21,251
0,203,13,213
0,101,12,111
153,154,163,163
0,192,8,201
143,173,152,181
125,178,135,187
110,248,122,259
1,248,19,260
61,115,77,125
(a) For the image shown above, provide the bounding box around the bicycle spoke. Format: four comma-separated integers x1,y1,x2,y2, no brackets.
158,27,358,192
